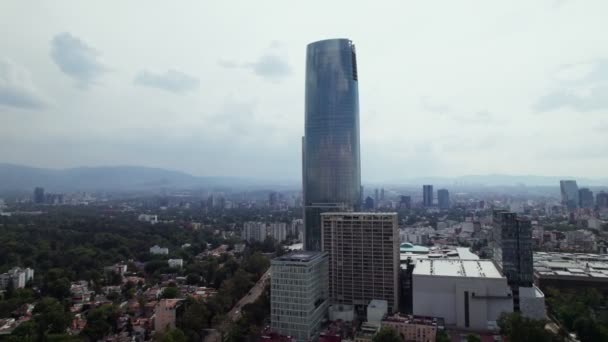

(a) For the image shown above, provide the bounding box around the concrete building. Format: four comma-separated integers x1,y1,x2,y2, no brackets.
597,191,608,209
167,259,183,269
149,245,169,255
0,267,34,290
381,314,441,342
269,222,288,242
367,299,388,325
437,189,449,210
271,251,329,342
534,251,608,295
138,214,158,224
33,187,45,204
243,222,269,243
412,259,513,330
321,212,399,313
422,185,433,207
154,299,183,333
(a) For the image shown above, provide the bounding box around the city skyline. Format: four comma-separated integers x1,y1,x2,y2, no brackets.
1,1,608,182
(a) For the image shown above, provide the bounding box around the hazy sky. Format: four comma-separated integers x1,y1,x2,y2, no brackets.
1,1,607,182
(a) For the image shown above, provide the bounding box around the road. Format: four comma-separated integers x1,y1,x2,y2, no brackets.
225,269,271,323
203,268,271,341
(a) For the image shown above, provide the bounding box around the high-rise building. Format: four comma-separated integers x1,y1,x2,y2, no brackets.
422,185,433,207
303,39,361,251
269,192,278,207
492,210,535,312
364,196,375,210
321,212,399,313
399,196,412,210
597,191,608,209
374,188,379,207
380,188,385,201
560,180,579,210
437,189,449,210
578,188,594,209
33,187,45,204
271,251,329,342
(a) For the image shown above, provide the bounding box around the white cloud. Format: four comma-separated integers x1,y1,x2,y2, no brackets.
0,58,48,109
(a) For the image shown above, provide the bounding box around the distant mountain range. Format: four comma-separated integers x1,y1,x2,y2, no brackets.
0,163,605,193
0,163,271,192
398,174,608,187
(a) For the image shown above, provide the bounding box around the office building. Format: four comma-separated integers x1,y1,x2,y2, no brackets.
364,196,374,210
303,39,361,251
380,188,385,201
412,259,513,330
33,187,45,204
534,252,608,295
560,180,579,210
321,212,399,313
492,211,544,317
597,191,608,209
271,251,329,342
579,188,594,208
437,189,449,210
422,185,433,207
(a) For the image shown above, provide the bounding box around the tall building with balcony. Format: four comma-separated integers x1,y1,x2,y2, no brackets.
422,185,433,207
560,180,580,210
271,251,329,342
321,212,399,313
303,38,361,251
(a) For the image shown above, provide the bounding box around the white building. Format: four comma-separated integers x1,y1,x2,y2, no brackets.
150,245,169,255
413,259,513,331
138,214,158,224
242,222,268,243
271,251,329,342
268,222,287,242
168,259,183,269
0,267,34,289
367,299,388,325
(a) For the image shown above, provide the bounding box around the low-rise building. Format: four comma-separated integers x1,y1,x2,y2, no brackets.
381,314,441,342
412,259,513,330
138,214,158,224
154,299,183,333
168,259,183,269
150,245,169,255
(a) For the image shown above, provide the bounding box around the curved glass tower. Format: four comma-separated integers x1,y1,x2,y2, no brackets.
303,38,361,251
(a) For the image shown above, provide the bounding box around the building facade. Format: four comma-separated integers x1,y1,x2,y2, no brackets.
381,314,440,342
321,212,399,313
303,38,361,251
560,180,580,210
437,189,449,210
422,185,433,207
271,252,329,342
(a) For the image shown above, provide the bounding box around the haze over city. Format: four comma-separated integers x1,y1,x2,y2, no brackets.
2,0,607,183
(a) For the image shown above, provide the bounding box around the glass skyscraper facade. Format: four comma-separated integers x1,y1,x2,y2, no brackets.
303,39,361,251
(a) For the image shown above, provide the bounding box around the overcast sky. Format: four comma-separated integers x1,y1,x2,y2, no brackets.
1,1,607,182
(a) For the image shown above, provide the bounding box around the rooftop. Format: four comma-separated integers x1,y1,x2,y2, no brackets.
273,251,326,263
400,243,430,254
413,259,503,278
534,251,608,279
320,212,397,217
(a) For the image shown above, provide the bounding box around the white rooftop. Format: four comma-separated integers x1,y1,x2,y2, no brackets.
413,259,503,278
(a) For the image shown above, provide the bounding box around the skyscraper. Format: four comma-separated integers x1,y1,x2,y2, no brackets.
422,185,433,207
321,212,399,313
597,191,608,209
492,210,534,312
33,187,45,204
437,189,450,210
303,39,361,251
578,188,594,208
560,180,579,210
